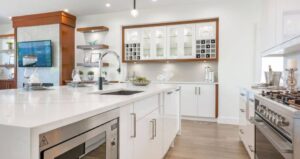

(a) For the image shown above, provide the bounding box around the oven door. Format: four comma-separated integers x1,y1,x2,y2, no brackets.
42,119,118,159
252,114,293,159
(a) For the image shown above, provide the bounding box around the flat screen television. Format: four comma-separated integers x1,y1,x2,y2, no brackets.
18,40,52,67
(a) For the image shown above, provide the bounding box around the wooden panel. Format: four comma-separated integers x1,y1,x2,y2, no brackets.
60,24,75,85
12,11,76,28
215,84,219,118
77,26,109,33
0,34,14,38
122,18,219,63
122,18,219,29
0,80,17,89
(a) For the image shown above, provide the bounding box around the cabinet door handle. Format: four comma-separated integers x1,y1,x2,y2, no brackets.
175,88,181,92
131,113,137,138
240,109,245,113
195,87,197,95
198,87,201,95
154,119,157,138
167,91,173,95
150,119,155,140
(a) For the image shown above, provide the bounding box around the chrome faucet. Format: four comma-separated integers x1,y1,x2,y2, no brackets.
98,50,121,90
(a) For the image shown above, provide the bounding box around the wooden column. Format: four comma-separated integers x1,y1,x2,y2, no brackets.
12,11,76,85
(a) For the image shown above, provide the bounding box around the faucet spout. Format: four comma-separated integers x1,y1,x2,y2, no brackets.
98,50,121,90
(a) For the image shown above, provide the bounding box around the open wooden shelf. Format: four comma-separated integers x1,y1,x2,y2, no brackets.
77,44,109,50
77,26,109,33
77,62,109,68
0,34,14,38
0,64,15,68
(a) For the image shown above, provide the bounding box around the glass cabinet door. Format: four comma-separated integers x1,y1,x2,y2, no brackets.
153,27,166,59
167,25,196,59
167,26,181,59
141,29,152,60
182,25,196,59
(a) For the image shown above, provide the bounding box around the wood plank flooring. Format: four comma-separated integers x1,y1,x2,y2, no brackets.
165,120,250,159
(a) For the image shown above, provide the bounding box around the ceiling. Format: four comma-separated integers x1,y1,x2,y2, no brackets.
0,0,205,24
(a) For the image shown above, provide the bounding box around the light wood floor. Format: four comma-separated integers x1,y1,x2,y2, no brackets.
165,120,250,159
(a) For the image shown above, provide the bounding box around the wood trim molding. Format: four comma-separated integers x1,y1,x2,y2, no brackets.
122,17,219,29
122,18,219,63
0,34,14,38
77,26,109,33
12,11,76,28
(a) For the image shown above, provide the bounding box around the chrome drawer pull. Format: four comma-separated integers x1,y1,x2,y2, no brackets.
131,113,137,138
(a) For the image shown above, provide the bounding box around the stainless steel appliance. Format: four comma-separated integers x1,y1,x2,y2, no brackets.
39,109,119,159
253,90,300,159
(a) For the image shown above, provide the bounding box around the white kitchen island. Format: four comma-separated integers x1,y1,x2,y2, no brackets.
0,83,180,159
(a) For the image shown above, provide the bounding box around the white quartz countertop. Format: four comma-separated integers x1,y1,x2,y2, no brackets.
0,83,176,130
146,81,218,85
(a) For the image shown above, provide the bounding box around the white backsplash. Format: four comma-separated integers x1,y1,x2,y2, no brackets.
127,62,218,82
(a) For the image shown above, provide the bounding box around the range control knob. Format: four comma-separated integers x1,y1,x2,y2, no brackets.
278,117,290,127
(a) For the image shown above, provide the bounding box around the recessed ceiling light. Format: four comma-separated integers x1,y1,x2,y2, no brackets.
64,9,69,12
106,3,111,7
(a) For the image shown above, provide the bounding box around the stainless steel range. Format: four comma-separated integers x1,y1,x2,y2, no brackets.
253,90,300,159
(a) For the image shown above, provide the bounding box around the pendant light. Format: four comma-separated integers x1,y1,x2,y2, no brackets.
130,0,139,17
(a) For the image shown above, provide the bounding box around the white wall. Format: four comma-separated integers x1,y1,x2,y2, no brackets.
17,24,61,87
0,24,13,34
76,0,260,124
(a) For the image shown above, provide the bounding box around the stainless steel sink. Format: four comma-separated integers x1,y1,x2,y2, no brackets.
92,89,144,95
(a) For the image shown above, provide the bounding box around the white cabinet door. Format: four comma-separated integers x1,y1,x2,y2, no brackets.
141,28,152,60
277,0,300,43
133,108,162,159
180,85,198,117
166,24,196,59
182,25,196,59
163,89,180,154
119,104,134,159
260,0,277,52
167,25,182,59
148,109,163,159
133,114,152,159
153,27,167,59
197,85,216,118
125,29,141,43
141,27,167,60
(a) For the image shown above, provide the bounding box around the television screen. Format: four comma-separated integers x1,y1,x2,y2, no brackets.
18,40,52,67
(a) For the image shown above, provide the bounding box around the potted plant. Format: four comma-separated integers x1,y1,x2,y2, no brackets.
87,71,94,81
79,70,84,80
6,42,14,50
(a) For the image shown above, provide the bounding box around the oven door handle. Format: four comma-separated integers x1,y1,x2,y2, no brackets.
250,117,293,154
